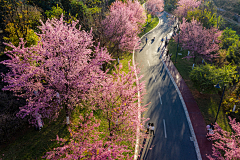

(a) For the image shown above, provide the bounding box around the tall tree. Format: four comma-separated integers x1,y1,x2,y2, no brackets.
146,0,164,16
175,17,222,62
1,16,112,126
173,0,201,20
101,0,146,59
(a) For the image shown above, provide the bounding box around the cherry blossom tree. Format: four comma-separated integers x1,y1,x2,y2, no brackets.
44,61,150,159
207,117,240,160
101,0,146,58
146,0,164,16
175,17,222,62
1,15,113,126
173,0,201,19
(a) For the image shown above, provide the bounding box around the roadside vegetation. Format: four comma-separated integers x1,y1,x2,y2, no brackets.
169,0,240,158
0,0,161,159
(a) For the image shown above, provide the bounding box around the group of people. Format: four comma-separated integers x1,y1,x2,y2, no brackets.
145,37,155,44
146,122,155,137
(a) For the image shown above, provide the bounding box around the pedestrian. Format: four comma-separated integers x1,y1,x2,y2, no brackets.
151,37,155,43
166,49,169,57
146,37,148,44
165,40,168,48
150,123,155,137
161,38,164,42
206,125,214,141
146,123,150,134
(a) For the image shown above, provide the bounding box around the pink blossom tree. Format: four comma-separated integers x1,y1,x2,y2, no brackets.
146,0,164,16
44,62,150,159
207,117,240,160
101,0,146,58
1,16,113,126
175,17,222,62
173,0,201,19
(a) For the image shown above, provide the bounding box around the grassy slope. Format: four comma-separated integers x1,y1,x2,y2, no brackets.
168,39,231,131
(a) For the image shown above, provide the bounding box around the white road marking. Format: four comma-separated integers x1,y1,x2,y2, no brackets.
158,91,162,105
152,74,156,82
190,137,194,141
147,60,150,66
163,119,167,138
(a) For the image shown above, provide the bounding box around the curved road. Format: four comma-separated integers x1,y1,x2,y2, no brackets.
135,12,199,160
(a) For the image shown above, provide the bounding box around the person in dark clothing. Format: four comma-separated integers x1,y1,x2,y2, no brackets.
146,123,151,134
166,49,169,57
146,37,148,44
165,40,168,48
151,37,155,43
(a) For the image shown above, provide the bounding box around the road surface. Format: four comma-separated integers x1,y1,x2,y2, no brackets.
135,12,199,160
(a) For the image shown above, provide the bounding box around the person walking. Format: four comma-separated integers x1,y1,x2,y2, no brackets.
206,125,214,141
165,40,168,48
150,123,155,137
166,49,169,57
146,37,148,44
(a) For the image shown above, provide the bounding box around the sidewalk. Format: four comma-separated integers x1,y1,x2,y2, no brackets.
161,53,212,160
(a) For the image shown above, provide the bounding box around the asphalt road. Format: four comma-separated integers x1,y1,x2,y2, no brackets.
135,12,198,160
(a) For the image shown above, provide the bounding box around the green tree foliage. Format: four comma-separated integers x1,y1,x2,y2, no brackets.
69,0,91,31
222,81,240,113
45,4,66,20
227,40,240,65
2,1,42,48
26,0,61,12
186,8,223,29
190,63,238,93
3,23,39,47
219,27,240,50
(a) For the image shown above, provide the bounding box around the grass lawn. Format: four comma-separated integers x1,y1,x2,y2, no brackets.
138,14,159,38
168,39,231,132
0,109,69,160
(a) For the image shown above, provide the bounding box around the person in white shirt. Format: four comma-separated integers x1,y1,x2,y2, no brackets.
150,123,155,137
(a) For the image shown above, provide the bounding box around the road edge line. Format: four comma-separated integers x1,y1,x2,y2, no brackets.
133,8,161,160
161,58,202,160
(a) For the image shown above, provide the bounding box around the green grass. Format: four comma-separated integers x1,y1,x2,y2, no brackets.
168,39,231,132
0,109,69,160
138,14,159,38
